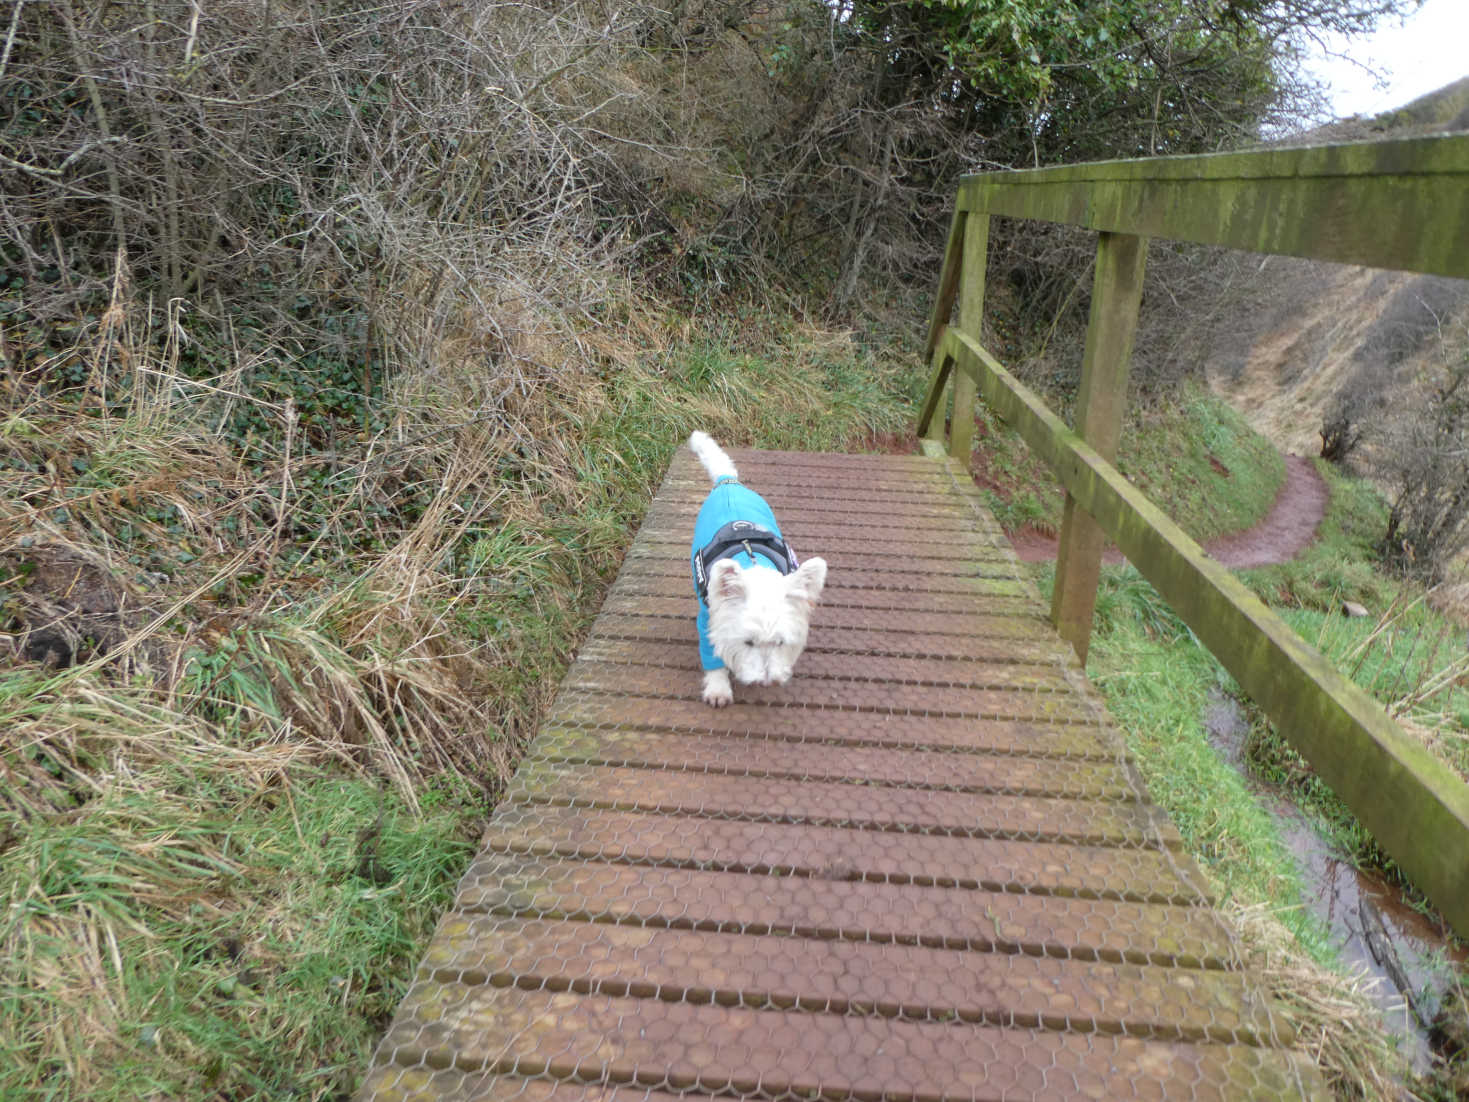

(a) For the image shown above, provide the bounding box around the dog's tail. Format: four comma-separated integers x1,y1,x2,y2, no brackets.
689,430,738,484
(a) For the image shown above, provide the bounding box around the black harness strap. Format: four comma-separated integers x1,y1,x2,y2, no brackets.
694,519,798,603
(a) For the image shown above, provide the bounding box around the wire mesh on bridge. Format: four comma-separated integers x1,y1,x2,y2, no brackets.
358,448,1326,1101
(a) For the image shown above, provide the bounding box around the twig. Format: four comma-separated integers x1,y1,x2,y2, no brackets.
0,0,24,83
0,138,124,179
257,398,298,596
184,0,201,65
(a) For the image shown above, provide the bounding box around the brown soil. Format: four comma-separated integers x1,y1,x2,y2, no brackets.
859,428,924,456
1008,454,1327,567
0,543,160,669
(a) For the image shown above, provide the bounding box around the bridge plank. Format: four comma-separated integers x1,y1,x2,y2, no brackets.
544,695,1113,758
524,727,1136,799
504,763,1157,845
452,852,1237,967
473,804,1199,903
588,613,1078,664
372,984,1318,1101
573,637,1077,688
415,916,1275,1042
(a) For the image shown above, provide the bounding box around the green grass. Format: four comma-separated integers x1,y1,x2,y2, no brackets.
1038,563,1335,956
970,382,1285,545
0,762,472,1098
1017,392,1466,1016
1282,599,1469,751
1058,503,1469,1094
1236,591,1469,882
862,334,1462,1090
1120,387,1285,545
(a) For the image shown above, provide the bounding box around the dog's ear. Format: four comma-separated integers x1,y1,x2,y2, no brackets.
787,557,827,606
708,558,746,604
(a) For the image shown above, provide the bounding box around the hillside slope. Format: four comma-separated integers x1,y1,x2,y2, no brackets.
1195,74,1469,459
1202,260,1469,458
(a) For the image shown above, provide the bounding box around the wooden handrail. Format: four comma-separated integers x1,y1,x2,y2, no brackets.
917,131,1469,939
957,133,1469,278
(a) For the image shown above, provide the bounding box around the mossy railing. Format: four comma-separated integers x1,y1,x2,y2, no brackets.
916,132,1469,939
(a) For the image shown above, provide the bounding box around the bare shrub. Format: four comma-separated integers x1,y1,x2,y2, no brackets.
1317,279,1469,579
995,230,1273,402
1378,351,1469,580
1,0,653,378
1319,405,1364,464
2,0,1416,351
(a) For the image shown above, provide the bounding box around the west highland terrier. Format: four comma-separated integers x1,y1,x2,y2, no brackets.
687,431,828,707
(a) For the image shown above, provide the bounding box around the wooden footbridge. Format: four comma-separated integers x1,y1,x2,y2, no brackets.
359,446,1324,1101
358,133,1469,1100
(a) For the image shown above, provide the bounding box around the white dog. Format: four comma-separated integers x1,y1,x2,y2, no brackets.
687,431,827,707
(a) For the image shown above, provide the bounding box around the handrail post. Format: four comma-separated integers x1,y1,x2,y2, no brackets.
1051,231,1148,664
918,210,969,449
948,213,990,462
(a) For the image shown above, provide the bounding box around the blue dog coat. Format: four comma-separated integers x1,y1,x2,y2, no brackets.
690,477,798,671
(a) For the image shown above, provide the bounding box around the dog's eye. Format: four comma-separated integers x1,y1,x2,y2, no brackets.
744,638,757,648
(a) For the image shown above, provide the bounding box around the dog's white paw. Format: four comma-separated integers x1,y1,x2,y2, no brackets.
702,669,733,708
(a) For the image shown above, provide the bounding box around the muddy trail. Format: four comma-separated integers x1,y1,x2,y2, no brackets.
1007,453,1327,566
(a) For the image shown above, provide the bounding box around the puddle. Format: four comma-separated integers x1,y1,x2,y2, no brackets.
1203,688,1249,768
1203,688,1468,1075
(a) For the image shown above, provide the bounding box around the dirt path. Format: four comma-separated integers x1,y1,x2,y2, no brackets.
1008,454,1328,566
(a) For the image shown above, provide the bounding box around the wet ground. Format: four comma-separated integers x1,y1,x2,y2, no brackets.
1205,689,1468,1075
1003,441,1466,1075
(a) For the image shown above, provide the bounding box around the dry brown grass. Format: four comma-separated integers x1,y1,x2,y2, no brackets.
0,288,595,1092
1,293,581,813
1228,903,1413,1098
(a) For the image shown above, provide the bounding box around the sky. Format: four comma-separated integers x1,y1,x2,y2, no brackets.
1299,0,1469,118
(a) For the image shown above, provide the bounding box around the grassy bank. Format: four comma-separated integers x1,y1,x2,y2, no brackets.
971,382,1285,543
1026,449,1469,1097
0,309,911,1100
974,384,1467,1094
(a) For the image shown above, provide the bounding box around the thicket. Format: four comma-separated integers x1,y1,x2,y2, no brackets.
1378,347,1469,580
5,0,1406,337
1352,285,1469,581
